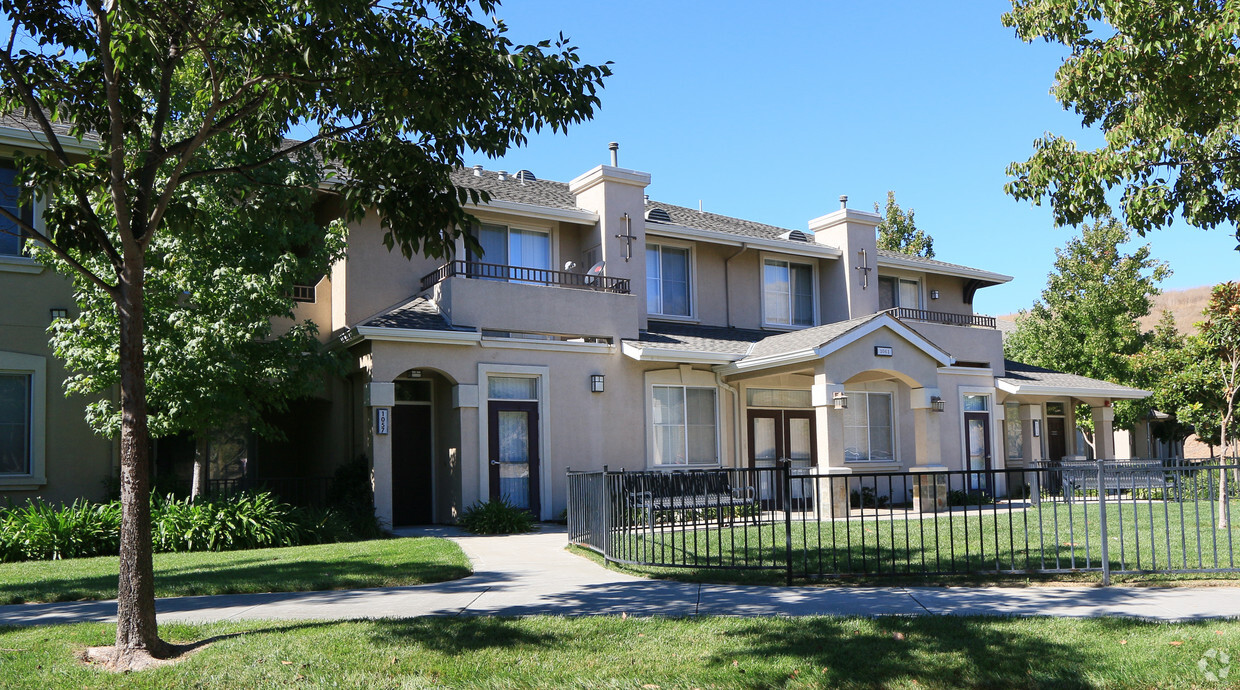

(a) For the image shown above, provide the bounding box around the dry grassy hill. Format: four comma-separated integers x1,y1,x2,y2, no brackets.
996,285,1215,336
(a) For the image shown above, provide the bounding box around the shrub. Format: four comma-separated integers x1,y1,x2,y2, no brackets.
458,497,535,534
150,492,301,553
324,456,385,539
0,499,121,561
947,489,992,507
850,486,890,509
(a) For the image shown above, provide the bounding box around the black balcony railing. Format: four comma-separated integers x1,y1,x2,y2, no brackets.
420,260,631,294
885,307,996,328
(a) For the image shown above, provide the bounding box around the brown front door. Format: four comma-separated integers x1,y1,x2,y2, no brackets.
964,411,993,494
747,409,817,508
488,400,540,517
1046,416,1067,463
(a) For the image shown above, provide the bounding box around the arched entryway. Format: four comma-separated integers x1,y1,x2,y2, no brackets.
390,368,457,525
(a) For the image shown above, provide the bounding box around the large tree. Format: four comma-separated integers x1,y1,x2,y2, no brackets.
1003,0,1240,247
874,191,934,258
1004,216,1169,441
0,0,608,667
40,149,347,496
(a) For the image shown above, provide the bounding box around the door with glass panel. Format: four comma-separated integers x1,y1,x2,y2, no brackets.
963,394,993,494
747,410,816,510
470,223,551,283
487,401,540,516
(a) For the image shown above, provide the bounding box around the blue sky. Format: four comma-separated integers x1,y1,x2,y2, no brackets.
469,0,1239,316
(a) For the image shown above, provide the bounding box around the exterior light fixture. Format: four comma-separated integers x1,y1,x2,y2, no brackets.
929,290,940,300
930,396,946,412
49,308,68,321
590,374,605,393
832,392,848,410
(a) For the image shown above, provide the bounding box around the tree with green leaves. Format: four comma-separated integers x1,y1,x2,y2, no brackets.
40,152,347,497
1003,1,1240,248
1004,216,1169,446
1202,282,1240,525
0,0,608,667
1129,312,1216,448
874,191,934,258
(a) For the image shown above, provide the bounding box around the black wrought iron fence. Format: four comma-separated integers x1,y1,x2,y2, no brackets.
566,459,1240,585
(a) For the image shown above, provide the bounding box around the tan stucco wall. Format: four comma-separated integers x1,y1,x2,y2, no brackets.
0,264,114,504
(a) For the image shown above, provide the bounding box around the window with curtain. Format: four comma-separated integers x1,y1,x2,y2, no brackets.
878,276,921,311
468,223,551,280
843,391,894,462
0,373,31,474
763,258,814,326
646,243,691,317
651,385,717,466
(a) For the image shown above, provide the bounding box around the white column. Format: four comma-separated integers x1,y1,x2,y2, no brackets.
1092,403,1115,460
365,381,396,528
812,374,850,519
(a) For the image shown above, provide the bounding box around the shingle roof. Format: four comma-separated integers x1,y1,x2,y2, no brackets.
361,297,457,331
449,167,579,211
875,249,1003,277
744,314,887,360
998,360,1149,397
624,321,770,355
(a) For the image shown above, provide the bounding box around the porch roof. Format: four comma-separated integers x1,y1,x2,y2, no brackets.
996,360,1150,399
360,297,458,331
621,321,769,363
724,312,954,372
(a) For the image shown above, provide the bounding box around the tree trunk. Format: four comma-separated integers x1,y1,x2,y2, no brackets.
190,436,208,500
113,253,170,659
1220,414,1230,529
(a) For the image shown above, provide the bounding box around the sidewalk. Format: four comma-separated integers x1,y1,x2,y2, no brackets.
1,525,1238,626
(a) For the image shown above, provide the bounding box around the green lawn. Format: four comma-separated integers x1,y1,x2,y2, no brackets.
1,615,1237,688
604,499,1240,584
0,537,470,604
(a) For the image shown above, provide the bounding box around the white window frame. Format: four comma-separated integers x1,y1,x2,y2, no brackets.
467,219,556,275
760,254,817,329
645,241,695,320
644,367,721,468
878,274,923,311
843,389,897,464
0,155,45,275
0,351,45,488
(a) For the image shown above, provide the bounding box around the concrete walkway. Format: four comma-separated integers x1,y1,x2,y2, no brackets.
2,524,1239,626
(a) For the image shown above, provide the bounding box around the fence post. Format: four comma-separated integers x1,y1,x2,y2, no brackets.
601,469,612,561
1097,458,1110,586
783,459,793,586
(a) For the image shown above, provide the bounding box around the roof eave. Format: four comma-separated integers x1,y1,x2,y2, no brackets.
621,341,745,364
876,253,1013,284
995,379,1151,399
646,221,844,258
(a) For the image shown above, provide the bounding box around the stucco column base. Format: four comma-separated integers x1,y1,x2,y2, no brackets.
817,466,853,520
910,465,949,513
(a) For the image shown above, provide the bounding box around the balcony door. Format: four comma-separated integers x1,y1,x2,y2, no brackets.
470,223,550,282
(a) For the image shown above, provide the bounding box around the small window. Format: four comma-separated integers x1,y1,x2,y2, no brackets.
651,385,718,466
395,380,433,403
763,258,814,326
1005,402,1023,461
843,391,894,462
0,373,31,474
488,376,537,400
646,243,691,317
1046,402,1066,416
746,388,813,408
963,395,989,412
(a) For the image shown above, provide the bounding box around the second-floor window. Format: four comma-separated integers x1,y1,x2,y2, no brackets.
469,223,551,279
879,276,921,310
763,258,814,327
0,162,31,257
646,242,691,317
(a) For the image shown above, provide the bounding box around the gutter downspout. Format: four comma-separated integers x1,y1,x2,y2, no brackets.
717,371,741,469
723,244,751,328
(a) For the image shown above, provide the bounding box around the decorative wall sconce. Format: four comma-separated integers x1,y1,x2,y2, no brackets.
49,308,68,321
590,374,605,393
930,395,946,412
832,392,848,410
929,290,940,300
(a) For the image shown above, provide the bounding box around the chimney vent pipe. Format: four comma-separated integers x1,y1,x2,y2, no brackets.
839,195,848,210
608,142,619,167
472,165,483,177
497,170,508,182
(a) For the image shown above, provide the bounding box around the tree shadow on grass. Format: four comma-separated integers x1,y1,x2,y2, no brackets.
364,617,563,654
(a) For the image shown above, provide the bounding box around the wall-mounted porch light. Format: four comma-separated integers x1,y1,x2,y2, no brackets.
832,392,848,410
930,395,946,412
590,374,605,393
49,308,68,321
929,290,940,300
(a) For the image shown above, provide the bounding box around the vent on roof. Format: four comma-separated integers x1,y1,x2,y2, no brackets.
515,169,537,183
472,165,483,177
780,229,811,242
645,208,672,223
497,170,508,182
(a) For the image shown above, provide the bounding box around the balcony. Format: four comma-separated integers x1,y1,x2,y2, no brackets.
884,307,996,329
420,260,638,339
420,260,630,294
